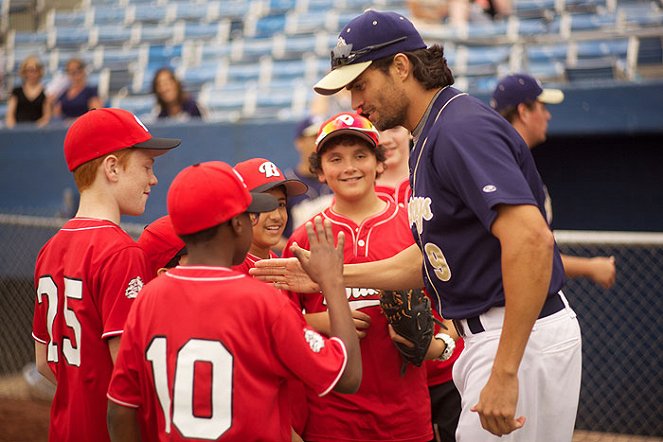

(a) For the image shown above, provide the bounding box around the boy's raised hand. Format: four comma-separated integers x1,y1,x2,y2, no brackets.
294,217,345,288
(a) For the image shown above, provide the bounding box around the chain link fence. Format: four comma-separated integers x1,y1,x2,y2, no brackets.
0,216,661,437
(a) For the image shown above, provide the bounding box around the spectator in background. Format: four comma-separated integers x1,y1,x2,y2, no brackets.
407,0,511,27
282,116,334,240
491,73,616,289
152,67,205,121
54,58,103,120
5,55,51,128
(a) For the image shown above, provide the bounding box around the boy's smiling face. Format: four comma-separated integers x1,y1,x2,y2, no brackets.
318,140,383,203
251,187,287,253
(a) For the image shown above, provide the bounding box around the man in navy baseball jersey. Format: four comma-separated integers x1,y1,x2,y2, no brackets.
491,73,616,289
254,10,582,441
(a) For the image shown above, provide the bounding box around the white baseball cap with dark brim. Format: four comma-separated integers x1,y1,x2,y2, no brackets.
314,10,427,96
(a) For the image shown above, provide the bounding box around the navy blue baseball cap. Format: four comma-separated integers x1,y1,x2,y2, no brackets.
314,10,427,96
491,73,564,113
294,116,321,139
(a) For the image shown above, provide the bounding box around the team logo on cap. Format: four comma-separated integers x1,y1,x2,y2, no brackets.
332,37,353,60
304,328,325,353
125,276,144,299
258,161,281,178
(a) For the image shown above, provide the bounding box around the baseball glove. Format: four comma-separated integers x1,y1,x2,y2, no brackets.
380,288,438,375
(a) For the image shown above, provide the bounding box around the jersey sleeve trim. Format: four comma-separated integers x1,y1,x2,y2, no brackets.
102,329,123,340
32,333,48,344
318,337,348,397
107,393,140,408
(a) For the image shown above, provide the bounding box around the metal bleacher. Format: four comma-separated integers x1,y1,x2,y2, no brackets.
1,0,663,123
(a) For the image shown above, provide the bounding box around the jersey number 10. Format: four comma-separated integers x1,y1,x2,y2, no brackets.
147,337,233,439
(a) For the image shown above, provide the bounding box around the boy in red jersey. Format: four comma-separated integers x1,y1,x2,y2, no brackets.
137,215,187,280
283,112,433,442
107,161,361,441
32,108,180,442
233,157,307,275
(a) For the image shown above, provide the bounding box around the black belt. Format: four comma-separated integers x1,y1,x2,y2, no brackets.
453,293,565,338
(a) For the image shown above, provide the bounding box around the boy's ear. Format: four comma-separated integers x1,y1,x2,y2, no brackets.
316,171,327,184
230,216,243,235
376,161,385,176
102,155,120,182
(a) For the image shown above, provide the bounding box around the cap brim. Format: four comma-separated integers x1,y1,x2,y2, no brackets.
313,61,372,96
538,88,564,104
253,180,309,197
317,129,377,152
134,136,182,152
247,192,279,213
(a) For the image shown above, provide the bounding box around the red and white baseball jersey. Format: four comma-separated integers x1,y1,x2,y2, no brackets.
284,201,432,442
108,266,347,441
32,218,148,442
231,250,278,275
375,178,411,208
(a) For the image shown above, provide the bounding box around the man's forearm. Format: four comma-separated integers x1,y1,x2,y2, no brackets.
343,243,424,289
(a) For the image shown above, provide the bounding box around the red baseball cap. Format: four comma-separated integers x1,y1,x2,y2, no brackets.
167,161,279,236
64,108,181,171
234,158,308,197
315,112,380,153
137,215,186,278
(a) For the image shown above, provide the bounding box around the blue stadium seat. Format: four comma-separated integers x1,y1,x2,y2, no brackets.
97,46,147,71
138,24,175,45
527,42,569,63
127,4,172,25
253,14,287,38
286,11,334,34
172,2,210,22
512,0,556,18
269,58,309,82
181,62,222,90
199,84,247,122
217,1,250,19
199,42,233,62
267,0,297,14
181,22,229,42
48,27,91,49
47,10,90,28
222,61,266,84
273,33,318,59
235,37,276,61
467,20,509,39
90,25,135,47
9,30,49,48
147,44,183,69
111,95,155,118
90,6,127,26
576,39,629,61
515,18,548,36
637,36,663,65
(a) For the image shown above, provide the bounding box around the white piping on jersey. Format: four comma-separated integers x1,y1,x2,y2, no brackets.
318,337,348,397
61,224,120,232
411,92,468,311
165,266,246,282
348,299,381,310
107,393,140,409
323,203,399,256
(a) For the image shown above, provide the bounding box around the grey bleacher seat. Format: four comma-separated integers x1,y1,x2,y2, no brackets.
100,66,134,95
90,6,127,26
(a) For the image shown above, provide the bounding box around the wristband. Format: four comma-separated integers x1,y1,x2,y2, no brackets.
434,332,455,361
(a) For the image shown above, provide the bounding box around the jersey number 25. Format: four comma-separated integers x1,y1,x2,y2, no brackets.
37,276,82,366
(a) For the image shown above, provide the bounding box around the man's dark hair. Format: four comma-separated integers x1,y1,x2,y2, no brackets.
309,134,386,175
371,45,454,90
499,100,536,124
